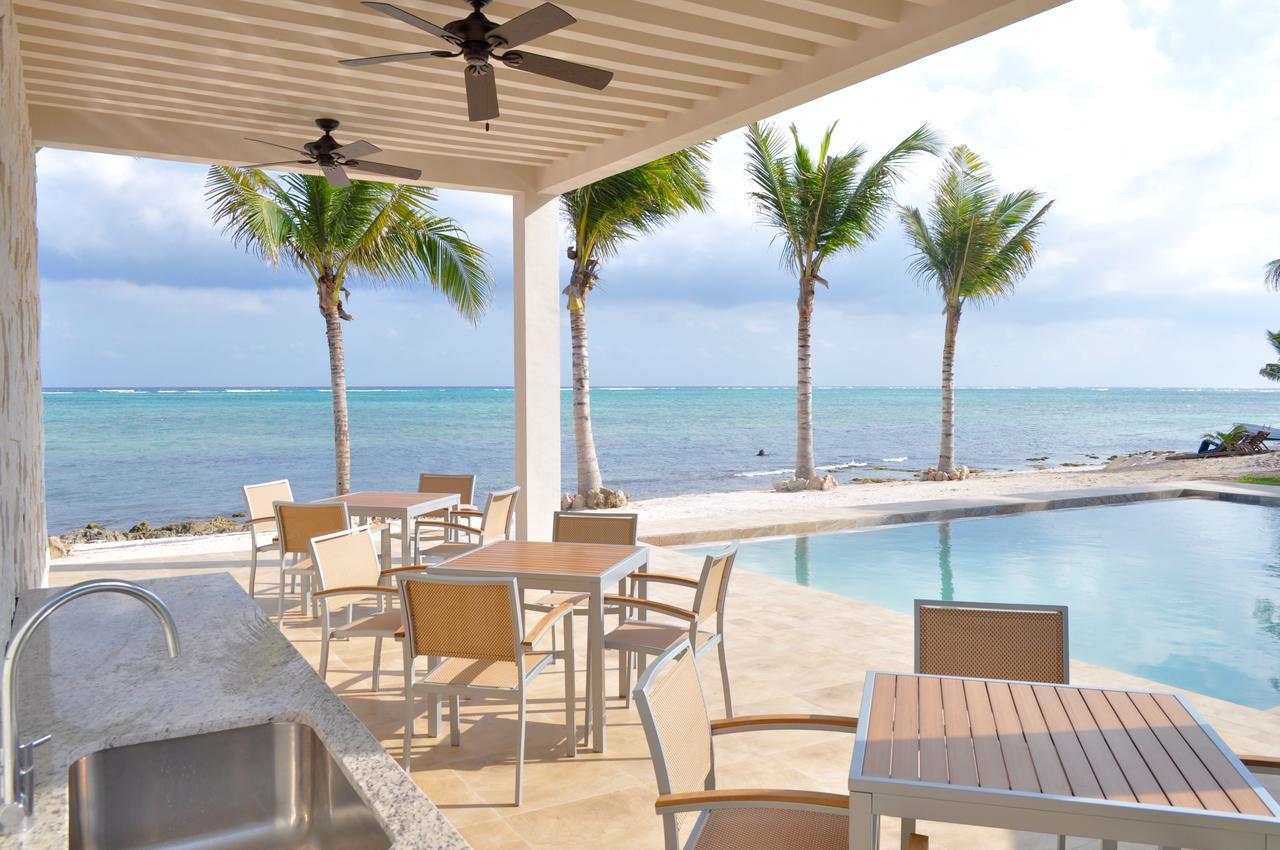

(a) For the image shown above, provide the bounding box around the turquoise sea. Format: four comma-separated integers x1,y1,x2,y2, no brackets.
42,386,1280,533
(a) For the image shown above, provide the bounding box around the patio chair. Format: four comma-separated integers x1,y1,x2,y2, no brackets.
907,599,1068,850
242,479,292,597
635,637,899,850
398,573,580,805
271,500,350,626
412,486,519,566
406,473,478,560
524,511,640,657
605,544,738,717
310,525,402,692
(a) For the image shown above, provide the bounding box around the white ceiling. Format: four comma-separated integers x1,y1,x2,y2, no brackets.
16,0,1066,194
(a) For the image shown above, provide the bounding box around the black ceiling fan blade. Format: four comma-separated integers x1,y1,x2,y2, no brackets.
502,51,612,90
321,164,352,189
333,140,380,159
347,160,423,181
244,137,311,156
487,3,574,48
340,49,455,67
465,66,499,122
362,2,458,44
241,160,312,169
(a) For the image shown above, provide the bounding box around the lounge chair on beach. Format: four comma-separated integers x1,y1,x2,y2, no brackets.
1174,427,1272,460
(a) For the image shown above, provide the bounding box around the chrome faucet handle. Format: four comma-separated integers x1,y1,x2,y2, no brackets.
17,734,51,815
0,734,52,829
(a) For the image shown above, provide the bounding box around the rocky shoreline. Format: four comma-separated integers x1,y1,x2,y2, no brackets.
49,515,245,558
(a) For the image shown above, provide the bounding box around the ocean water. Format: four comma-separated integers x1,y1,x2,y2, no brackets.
42,386,1280,532
686,499,1280,708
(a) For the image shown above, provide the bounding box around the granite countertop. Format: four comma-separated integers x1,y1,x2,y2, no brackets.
3,573,468,849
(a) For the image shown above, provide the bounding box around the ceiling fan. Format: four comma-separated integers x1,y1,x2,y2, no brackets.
340,1,614,123
242,118,422,188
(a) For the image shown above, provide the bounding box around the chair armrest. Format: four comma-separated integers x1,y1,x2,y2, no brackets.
1239,754,1280,775
522,594,590,649
654,788,849,815
710,714,859,735
381,565,431,577
415,521,482,538
630,572,699,589
313,586,399,599
246,516,276,527
603,595,696,621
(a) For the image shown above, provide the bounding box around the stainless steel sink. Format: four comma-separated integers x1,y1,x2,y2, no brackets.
68,721,391,850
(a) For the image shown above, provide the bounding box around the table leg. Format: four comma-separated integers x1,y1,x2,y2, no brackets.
849,792,877,850
589,589,606,753
400,510,412,567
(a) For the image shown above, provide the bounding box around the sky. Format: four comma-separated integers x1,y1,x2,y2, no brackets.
35,0,1280,389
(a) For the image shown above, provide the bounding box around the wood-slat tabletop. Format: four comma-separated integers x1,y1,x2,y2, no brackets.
854,673,1275,817
317,491,456,511
431,540,645,578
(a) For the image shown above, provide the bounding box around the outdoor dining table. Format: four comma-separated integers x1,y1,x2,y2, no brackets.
849,672,1280,850
427,539,649,753
315,490,459,567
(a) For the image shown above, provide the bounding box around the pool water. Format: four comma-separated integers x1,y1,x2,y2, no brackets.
689,498,1280,709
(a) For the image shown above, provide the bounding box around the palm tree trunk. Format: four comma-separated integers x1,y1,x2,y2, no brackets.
321,288,351,495
795,278,817,481
569,298,604,496
938,303,961,474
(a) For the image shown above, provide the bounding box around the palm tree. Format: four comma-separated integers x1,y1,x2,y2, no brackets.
746,121,942,484
900,145,1052,475
1266,259,1280,291
1260,331,1280,382
561,145,713,500
206,168,490,494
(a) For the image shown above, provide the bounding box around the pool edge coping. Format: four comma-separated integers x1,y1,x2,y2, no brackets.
637,480,1280,547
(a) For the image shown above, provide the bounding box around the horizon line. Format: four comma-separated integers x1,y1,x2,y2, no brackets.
41,384,1280,392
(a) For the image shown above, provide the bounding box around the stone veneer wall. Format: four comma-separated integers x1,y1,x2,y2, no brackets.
0,0,45,644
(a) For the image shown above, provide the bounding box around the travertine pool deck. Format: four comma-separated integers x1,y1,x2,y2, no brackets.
48,527,1280,850
636,479,1280,545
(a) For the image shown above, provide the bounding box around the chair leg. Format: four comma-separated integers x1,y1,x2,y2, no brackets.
372,636,383,692
900,819,916,850
1101,842,1117,850
450,695,462,747
1056,836,1066,850
249,545,258,597
402,690,415,770
717,638,733,718
551,623,558,661
564,618,576,758
276,566,287,627
515,692,527,806
618,650,629,699
319,610,331,680
401,645,415,770
428,691,440,738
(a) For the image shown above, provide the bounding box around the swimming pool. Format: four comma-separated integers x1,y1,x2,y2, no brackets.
688,498,1280,709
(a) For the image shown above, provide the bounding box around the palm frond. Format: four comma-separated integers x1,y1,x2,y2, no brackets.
560,141,713,266
900,145,1052,310
205,167,490,319
1266,259,1280,291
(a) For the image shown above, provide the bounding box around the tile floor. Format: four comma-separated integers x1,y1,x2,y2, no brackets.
49,545,1280,850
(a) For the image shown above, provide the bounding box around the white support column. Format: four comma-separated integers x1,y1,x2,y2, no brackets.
512,192,561,541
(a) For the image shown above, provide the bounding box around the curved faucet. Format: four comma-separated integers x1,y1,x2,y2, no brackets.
0,579,181,832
